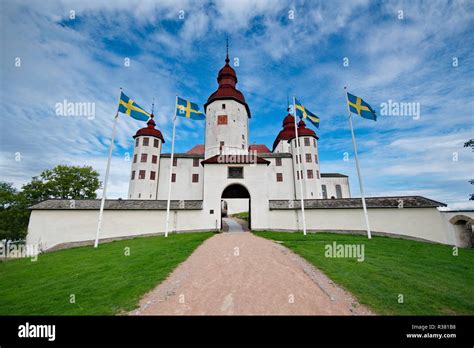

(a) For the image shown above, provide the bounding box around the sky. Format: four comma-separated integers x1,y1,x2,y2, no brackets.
0,0,473,208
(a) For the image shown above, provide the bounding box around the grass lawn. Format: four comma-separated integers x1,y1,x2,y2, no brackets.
231,212,249,221
254,231,474,315
0,232,214,315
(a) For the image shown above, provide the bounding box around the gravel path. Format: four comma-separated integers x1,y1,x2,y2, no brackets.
222,217,244,232
130,232,373,315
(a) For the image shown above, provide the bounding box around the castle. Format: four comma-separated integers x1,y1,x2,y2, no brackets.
127,51,350,222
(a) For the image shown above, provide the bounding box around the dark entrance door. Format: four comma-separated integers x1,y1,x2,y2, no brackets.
221,184,251,229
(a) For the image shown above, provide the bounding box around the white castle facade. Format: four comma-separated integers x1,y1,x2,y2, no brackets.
127,52,350,218
26,52,474,251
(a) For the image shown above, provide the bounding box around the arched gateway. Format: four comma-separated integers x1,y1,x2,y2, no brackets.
221,184,251,229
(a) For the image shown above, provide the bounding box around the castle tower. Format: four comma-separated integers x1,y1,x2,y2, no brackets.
203,46,250,159
273,112,322,199
128,115,165,200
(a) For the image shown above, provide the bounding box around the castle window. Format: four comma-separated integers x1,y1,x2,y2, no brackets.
295,155,298,164
317,170,320,179
131,171,135,180
133,154,137,163
242,134,245,140
154,139,159,148
192,174,199,183
220,141,224,151
297,171,299,180
306,154,312,163
275,158,282,166
304,138,310,146
171,173,176,182
222,103,226,109
143,137,149,146
276,173,283,182
152,155,158,164
313,138,317,147
141,154,148,163
228,167,243,179
138,170,146,179
322,185,328,199
307,170,314,179
217,115,228,125
315,154,318,163
336,185,342,199
299,154,302,163
193,158,199,167
135,138,139,147
150,171,156,180
173,157,178,166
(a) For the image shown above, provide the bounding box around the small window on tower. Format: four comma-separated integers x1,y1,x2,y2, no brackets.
217,115,228,125
315,155,318,163
143,137,149,146
313,138,317,147
171,173,176,182
307,170,314,179
135,138,139,147
133,154,137,163
220,141,225,151
317,170,320,179
141,154,148,163
154,139,159,148
306,154,312,163
276,173,283,182
276,158,282,166
242,134,245,140
222,104,226,109
131,171,135,180
193,158,199,167
150,171,156,180
138,170,146,179
173,158,178,166
152,155,157,164
192,174,199,183
304,138,310,146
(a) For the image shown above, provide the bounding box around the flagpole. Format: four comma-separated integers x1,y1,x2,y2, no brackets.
165,96,178,238
344,87,372,239
94,89,122,248
293,97,307,236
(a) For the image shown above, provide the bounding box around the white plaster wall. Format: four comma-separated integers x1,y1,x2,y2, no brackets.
128,136,162,200
224,198,249,215
262,157,296,200
258,208,456,245
204,100,249,159
202,163,271,229
290,136,322,199
320,177,351,198
26,209,214,251
156,157,204,200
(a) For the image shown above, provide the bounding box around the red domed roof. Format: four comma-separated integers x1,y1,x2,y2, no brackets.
204,52,251,117
272,114,318,151
272,112,296,151
133,115,165,143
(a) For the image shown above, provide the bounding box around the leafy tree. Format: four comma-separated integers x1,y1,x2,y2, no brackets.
0,182,29,240
22,165,100,203
1,165,101,241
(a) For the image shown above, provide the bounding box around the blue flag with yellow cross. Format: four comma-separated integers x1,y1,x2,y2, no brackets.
346,92,377,121
118,92,151,122
295,98,320,128
176,96,205,120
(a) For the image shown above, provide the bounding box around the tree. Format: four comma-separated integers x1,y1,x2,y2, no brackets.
1,165,101,241
22,165,100,203
0,182,29,240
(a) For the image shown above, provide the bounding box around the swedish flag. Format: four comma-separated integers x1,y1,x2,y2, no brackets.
176,97,205,120
347,92,377,121
118,92,150,122
295,98,320,128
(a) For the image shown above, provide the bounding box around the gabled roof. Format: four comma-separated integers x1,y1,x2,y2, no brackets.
201,154,270,165
248,144,271,154
186,144,205,154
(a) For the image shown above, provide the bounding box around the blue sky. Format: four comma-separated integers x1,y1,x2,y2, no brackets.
1,0,473,208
